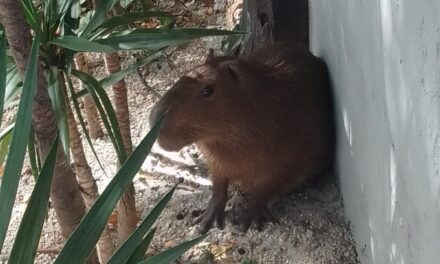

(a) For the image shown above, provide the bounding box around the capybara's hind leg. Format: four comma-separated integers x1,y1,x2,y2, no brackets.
194,177,229,233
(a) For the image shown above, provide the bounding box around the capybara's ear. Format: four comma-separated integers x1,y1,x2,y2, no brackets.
219,60,240,82
206,48,215,63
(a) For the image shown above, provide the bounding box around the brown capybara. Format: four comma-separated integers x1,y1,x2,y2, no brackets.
149,42,335,233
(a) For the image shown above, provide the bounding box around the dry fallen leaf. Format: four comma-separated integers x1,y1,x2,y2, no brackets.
163,239,177,249
206,7,214,15
196,241,236,264
140,18,161,29
108,212,118,230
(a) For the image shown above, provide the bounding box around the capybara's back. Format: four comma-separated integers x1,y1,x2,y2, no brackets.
149,42,335,232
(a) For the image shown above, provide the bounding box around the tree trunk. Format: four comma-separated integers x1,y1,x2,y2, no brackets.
104,52,138,245
74,52,104,139
241,0,274,55
104,53,133,154
91,0,138,245
63,73,115,263
0,1,99,263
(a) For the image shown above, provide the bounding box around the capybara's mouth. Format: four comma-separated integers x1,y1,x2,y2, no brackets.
156,135,187,152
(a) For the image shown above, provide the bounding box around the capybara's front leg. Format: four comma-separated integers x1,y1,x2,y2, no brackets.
194,177,229,233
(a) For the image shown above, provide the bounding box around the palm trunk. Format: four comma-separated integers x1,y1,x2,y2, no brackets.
104,52,138,245
0,1,99,263
104,53,133,154
63,73,115,263
74,52,104,139
91,0,138,243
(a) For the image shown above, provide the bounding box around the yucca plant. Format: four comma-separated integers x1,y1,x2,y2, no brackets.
0,0,240,262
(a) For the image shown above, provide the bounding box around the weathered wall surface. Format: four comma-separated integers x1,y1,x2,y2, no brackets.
309,1,440,263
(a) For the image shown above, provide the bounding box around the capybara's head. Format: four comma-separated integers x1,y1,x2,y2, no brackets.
149,56,254,151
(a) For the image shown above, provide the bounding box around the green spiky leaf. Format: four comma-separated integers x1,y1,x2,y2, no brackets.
0,32,40,250
139,235,206,264
108,185,178,264
74,49,164,98
80,0,118,38
71,69,127,163
90,11,173,39
50,36,116,52
65,72,108,176
0,29,7,127
20,0,39,31
126,228,156,264
47,67,70,162
54,113,166,264
95,28,243,50
8,135,59,264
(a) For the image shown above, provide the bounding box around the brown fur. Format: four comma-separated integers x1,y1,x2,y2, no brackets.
149,42,335,232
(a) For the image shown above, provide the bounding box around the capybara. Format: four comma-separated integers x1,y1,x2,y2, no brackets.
149,42,335,233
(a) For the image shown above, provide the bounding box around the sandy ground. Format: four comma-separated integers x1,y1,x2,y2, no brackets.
0,0,360,263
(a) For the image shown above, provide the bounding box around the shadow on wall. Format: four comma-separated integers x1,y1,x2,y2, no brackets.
310,0,440,264
232,0,309,55
272,0,309,45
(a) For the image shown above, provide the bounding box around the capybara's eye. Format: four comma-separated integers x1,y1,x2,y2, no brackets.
200,85,214,97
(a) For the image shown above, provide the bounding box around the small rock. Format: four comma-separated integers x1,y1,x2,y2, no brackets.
191,209,203,217
176,212,185,220
237,247,246,255
278,232,289,243
306,229,314,238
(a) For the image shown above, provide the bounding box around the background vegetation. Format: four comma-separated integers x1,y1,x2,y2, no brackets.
0,0,238,263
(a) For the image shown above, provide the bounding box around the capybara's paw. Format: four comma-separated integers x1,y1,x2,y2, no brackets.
238,206,277,232
193,204,226,234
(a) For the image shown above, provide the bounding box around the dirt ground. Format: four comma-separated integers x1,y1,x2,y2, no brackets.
0,0,360,263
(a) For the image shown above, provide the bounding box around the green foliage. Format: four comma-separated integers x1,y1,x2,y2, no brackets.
0,28,7,127
8,135,59,264
139,235,207,264
20,0,39,31
47,67,70,162
0,0,244,262
90,11,173,39
54,114,205,264
27,127,41,179
242,257,257,264
0,126,12,167
95,28,241,50
75,48,164,98
80,0,118,38
65,73,107,174
107,184,176,264
126,228,156,264
0,31,40,250
54,113,163,263
4,66,22,107
50,36,116,52
72,69,128,163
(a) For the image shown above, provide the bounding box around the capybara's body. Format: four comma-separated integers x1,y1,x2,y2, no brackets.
149,42,335,232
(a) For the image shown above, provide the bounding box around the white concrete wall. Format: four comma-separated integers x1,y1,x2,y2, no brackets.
309,1,440,263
